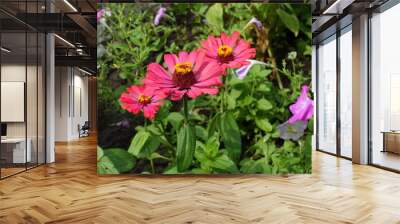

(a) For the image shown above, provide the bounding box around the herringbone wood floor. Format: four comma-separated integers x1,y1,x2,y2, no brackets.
1,135,400,224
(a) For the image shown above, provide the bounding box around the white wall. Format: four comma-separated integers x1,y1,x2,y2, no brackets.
55,67,89,141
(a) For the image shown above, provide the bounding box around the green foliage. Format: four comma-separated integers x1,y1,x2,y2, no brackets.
276,9,300,37
176,124,196,172
205,3,224,33
97,3,312,174
195,134,239,174
220,112,242,162
97,147,136,174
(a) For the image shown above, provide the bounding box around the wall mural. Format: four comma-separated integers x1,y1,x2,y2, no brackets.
97,3,313,174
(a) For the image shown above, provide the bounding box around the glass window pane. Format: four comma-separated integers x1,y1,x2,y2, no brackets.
1,30,27,177
38,32,45,165
318,36,337,154
27,31,38,169
371,4,400,171
340,28,352,158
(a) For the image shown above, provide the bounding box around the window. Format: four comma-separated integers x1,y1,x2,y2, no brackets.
317,35,337,154
339,27,352,158
370,3,400,171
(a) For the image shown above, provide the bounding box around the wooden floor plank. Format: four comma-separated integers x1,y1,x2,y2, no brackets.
0,135,400,223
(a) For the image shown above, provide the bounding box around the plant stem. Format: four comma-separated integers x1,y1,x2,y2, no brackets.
220,75,226,112
225,69,230,108
183,96,189,124
150,158,155,174
291,60,296,74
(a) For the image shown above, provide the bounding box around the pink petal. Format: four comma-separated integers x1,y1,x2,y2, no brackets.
178,51,189,62
233,39,253,56
193,77,222,88
169,89,186,101
124,104,142,114
287,85,314,124
187,87,219,99
143,104,159,120
220,32,229,45
216,37,222,47
227,31,240,46
164,54,178,74
195,62,223,82
144,63,175,89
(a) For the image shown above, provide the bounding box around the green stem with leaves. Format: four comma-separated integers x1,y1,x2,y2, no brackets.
183,96,189,124
220,75,226,112
150,158,155,174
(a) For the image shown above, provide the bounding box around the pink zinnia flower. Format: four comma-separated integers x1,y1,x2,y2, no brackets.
200,31,256,71
144,51,223,101
287,85,314,124
119,85,163,120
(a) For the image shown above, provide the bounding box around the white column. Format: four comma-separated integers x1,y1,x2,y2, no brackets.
352,14,369,164
46,32,55,163
312,45,317,150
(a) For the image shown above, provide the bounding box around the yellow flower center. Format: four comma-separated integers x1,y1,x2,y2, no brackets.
173,62,195,89
174,62,193,76
138,94,151,105
217,45,233,58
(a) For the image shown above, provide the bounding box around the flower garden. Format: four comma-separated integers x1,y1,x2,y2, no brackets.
97,3,313,174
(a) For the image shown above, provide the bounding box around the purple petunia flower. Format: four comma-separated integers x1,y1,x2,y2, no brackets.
97,9,105,23
277,121,307,141
287,85,314,124
248,17,263,29
235,59,268,79
154,7,166,26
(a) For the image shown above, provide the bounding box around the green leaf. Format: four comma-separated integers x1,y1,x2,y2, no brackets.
128,131,150,157
204,133,220,159
142,136,160,158
303,134,312,173
128,131,160,159
220,112,241,162
163,165,178,174
176,124,196,172
240,96,254,107
257,98,273,111
167,112,184,131
255,118,273,132
226,94,236,110
283,140,296,151
240,158,263,173
277,9,300,36
205,3,224,33
207,112,221,138
97,146,104,161
98,156,119,174
211,154,239,174
195,125,208,142
98,148,136,174
191,168,211,174
149,152,170,161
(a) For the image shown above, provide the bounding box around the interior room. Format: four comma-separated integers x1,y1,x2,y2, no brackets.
313,0,400,172
0,3,46,178
370,2,400,171
0,0,96,179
